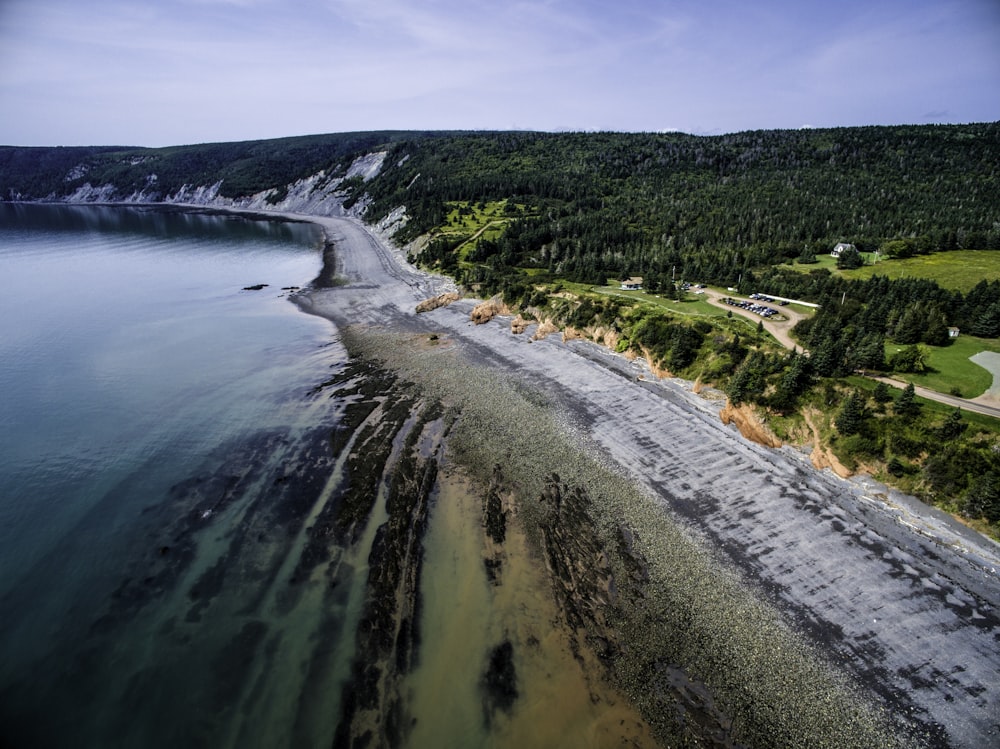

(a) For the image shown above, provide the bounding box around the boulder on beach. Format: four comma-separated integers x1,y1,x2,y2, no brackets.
415,292,460,313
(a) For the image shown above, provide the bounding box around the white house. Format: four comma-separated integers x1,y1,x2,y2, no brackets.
620,277,643,291
830,242,856,258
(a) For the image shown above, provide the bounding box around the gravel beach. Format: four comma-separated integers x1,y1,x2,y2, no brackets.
293,213,1000,748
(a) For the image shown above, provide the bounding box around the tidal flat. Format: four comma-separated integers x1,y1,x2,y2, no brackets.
325,326,899,748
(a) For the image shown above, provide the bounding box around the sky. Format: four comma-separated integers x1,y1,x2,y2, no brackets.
0,0,998,147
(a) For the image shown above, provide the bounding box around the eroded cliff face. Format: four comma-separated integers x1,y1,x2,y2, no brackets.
58,151,388,218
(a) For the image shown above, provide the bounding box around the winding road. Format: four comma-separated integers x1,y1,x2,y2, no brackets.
702,288,1000,419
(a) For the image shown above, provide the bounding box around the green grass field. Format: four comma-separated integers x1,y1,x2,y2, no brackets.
780,250,1000,293
436,200,516,261
779,255,840,272
593,285,721,318
847,251,1000,293
887,335,1000,398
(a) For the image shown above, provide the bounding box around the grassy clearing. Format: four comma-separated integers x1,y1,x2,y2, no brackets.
887,335,1000,397
847,251,1000,293
778,254,882,273
442,199,508,231
779,250,1000,293
779,255,841,273
435,200,517,261
592,285,720,318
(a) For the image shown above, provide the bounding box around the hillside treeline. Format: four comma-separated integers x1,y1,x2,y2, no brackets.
0,131,446,201
358,125,1000,284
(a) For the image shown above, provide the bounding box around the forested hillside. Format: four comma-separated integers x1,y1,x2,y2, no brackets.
0,131,440,201
359,125,1000,285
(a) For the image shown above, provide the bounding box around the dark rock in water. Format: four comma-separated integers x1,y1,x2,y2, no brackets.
482,640,518,723
483,557,502,583
330,388,444,748
483,469,507,545
242,283,269,291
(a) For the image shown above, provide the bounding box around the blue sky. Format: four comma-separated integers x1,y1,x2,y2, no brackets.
1,0,998,146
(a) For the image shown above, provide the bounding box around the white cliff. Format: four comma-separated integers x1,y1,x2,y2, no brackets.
54,152,390,220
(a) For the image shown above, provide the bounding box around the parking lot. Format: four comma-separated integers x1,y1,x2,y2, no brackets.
719,292,789,318
702,289,809,350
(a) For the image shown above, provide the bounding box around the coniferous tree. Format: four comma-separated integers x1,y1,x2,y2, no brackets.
923,306,951,346
971,302,1000,338
727,350,767,405
835,390,867,436
894,382,921,420
873,382,893,405
938,408,967,440
893,304,925,344
963,472,1000,522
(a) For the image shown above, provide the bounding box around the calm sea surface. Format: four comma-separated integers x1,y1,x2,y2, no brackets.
0,204,633,749
0,204,349,747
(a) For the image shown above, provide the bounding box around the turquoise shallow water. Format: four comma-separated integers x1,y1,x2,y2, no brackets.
0,204,331,594
0,204,353,747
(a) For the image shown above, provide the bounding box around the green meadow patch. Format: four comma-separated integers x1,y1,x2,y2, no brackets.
780,250,1000,294
887,335,1000,397
848,250,1000,293
432,200,521,262
592,284,722,318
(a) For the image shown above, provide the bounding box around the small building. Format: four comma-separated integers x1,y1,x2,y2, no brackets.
620,277,643,291
949,327,961,339
830,242,856,258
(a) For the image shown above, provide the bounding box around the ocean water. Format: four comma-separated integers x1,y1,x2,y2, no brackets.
0,204,349,747
0,204,652,749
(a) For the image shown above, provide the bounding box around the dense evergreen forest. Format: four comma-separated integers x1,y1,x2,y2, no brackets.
4,124,1000,529
360,125,1000,281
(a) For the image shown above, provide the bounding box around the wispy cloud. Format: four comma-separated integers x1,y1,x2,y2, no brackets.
0,0,997,145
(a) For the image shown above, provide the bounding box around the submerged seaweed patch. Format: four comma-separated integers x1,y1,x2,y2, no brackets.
330,368,451,748
482,640,518,724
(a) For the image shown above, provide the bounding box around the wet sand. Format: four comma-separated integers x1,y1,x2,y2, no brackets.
407,470,657,748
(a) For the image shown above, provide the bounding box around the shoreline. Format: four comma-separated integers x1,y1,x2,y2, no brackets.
39,200,1000,746
286,208,1000,747
282,203,1000,574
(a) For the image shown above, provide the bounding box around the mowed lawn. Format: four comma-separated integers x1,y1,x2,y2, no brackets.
848,250,1000,293
887,335,1000,398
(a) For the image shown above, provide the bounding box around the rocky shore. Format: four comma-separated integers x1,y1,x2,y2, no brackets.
288,210,1000,748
